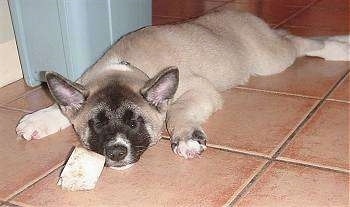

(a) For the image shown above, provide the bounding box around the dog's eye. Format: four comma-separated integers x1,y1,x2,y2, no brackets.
89,111,109,129
123,110,143,129
95,120,108,128
128,120,137,128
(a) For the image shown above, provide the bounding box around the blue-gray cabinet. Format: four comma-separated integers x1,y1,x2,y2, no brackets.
9,0,151,86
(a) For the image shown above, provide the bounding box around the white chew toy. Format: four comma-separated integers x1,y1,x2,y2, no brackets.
57,147,105,191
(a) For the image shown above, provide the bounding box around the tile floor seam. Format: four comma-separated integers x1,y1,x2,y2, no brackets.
206,144,270,159
271,71,349,159
273,0,320,29
152,15,183,19
161,137,270,159
276,157,349,174
162,124,349,174
202,144,349,174
1,87,42,106
234,86,321,100
0,106,32,114
154,1,230,20
227,155,350,206
5,161,65,202
0,201,25,207
204,141,349,174
226,160,274,206
326,72,350,103
325,98,350,104
227,71,349,206
4,201,31,207
163,136,348,175
268,100,321,158
280,24,350,31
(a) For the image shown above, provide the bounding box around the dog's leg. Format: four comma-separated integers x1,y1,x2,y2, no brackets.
286,34,350,61
166,79,222,159
305,38,350,61
16,104,71,140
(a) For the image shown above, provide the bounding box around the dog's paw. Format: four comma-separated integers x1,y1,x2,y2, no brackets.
171,129,207,159
16,113,53,140
16,108,70,140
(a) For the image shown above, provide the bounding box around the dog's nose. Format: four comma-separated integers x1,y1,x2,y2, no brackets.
105,145,128,161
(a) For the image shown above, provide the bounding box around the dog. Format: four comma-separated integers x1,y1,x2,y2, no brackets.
16,5,349,169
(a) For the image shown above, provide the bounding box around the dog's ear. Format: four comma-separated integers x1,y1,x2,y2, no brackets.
140,66,179,108
45,72,88,114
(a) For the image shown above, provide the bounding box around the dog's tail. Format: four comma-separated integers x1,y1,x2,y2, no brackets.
280,31,350,61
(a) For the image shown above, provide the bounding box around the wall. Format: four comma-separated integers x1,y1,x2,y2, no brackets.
0,0,22,87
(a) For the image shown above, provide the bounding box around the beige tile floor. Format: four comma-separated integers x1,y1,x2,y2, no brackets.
0,0,349,206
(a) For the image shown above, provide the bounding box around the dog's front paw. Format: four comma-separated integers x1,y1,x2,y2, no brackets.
16,108,70,140
16,113,51,140
171,129,207,159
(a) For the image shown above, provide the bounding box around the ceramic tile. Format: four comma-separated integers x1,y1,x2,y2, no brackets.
0,203,21,207
242,57,349,98
280,25,349,37
152,0,226,18
203,89,317,157
236,162,349,207
222,1,260,15
285,6,349,31
5,87,54,112
12,141,267,207
261,0,314,7
328,74,349,103
259,2,301,24
0,108,79,200
315,0,349,9
279,101,349,171
152,16,184,25
0,80,35,105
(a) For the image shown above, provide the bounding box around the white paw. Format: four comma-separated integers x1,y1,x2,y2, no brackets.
16,107,70,140
306,40,350,61
172,139,207,159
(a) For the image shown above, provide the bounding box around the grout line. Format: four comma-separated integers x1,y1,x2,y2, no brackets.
153,1,229,21
272,71,349,159
325,72,349,104
1,87,42,106
0,201,25,207
268,100,320,157
227,71,349,206
227,160,273,206
273,0,320,29
206,143,270,159
5,200,34,207
152,15,184,20
161,137,269,159
234,86,321,100
5,161,65,201
0,105,32,113
161,136,348,174
223,159,270,207
325,98,350,104
276,157,349,174
277,24,349,30
270,100,323,159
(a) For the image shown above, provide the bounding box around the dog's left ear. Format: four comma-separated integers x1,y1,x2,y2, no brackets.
140,66,179,108
45,72,88,116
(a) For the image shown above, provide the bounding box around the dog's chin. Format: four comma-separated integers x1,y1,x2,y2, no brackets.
105,158,136,170
109,163,135,170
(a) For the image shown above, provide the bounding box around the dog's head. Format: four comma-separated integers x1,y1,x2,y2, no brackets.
45,66,178,169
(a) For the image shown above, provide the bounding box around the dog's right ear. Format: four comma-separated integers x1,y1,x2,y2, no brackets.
45,72,88,114
140,66,179,109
